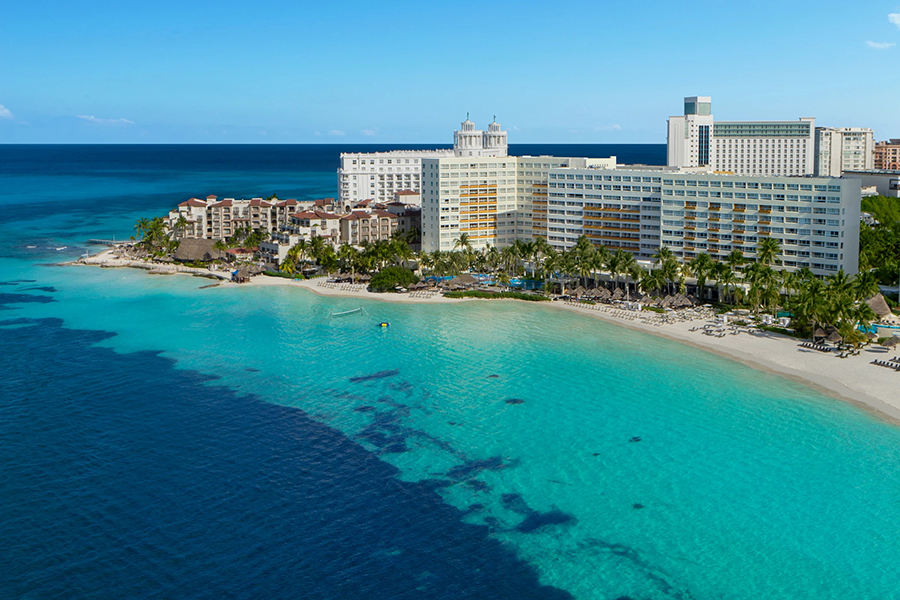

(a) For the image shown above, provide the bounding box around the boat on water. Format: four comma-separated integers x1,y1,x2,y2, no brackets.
330,307,368,318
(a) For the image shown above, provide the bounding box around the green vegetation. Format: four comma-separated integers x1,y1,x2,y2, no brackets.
859,196,900,285
861,195,900,227
368,266,419,293
134,216,177,256
443,290,549,301
264,270,300,279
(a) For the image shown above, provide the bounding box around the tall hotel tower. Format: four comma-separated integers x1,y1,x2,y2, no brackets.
667,96,815,176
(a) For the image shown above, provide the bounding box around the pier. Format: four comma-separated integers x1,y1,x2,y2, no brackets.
86,239,130,246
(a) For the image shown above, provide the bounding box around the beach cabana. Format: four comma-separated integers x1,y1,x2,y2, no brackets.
825,331,843,344
174,239,226,263
449,273,478,287
882,337,900,350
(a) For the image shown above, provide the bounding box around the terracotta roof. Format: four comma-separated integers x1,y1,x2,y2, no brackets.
314,211,342,219
210,199,233,207
249,199,273,207
291,211,320,220
313,198,335,206
179,199,207,207
275,199,299,207
395,190,419,196
206,195,217,200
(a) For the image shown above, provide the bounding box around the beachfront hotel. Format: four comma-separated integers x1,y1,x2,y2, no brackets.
420,155,616,252
547,166,861,276
337,118,509,205
667,96,816,176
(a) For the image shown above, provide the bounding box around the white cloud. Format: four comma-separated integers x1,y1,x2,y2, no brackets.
0,104,13,119
360,128,377,137
593,124,623,131
890,12,900,27
77,115,134,125
329,129,345,136
867,40,896,49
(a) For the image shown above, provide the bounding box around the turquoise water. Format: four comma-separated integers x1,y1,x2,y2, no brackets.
7,259,900,599
5,146,900,598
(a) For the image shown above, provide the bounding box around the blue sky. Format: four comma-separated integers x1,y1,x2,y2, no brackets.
2,0,899,143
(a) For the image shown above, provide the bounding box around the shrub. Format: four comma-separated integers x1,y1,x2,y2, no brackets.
264,270,300,279
368,266,419,293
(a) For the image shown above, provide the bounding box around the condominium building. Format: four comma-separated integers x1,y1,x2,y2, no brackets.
337,118,508,205
667,96,815,176
339,210,399,245
420,155,616,252
814,127,874,176
874,140,900,170
548,166,860,277
168,196,318,240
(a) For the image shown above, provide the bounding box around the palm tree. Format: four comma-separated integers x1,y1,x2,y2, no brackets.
688,252,715,301
627,263,645,300
453,233,473,253
746,263,780,316
853,270,880,302
279,258,296,277
617,251,637,297
658,256,679,296
653,246,673,265
756,237,781,267
714,262,738,305
640,269,666,297
726,249,745,277
173,214,190,240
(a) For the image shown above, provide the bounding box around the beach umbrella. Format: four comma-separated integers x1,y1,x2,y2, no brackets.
825,331,843,343
866,331,878,341
574,285,586,297
612,288,624,300
882,337,900,349
813,327,827,340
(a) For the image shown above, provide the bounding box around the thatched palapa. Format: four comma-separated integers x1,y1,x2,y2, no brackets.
174,239,226,263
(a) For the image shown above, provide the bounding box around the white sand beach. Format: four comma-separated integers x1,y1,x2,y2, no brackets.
72,251,900,424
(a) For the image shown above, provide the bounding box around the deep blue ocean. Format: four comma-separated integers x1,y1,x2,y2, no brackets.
5,144,900,600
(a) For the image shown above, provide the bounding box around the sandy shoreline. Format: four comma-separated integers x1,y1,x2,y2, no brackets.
71,250,900,424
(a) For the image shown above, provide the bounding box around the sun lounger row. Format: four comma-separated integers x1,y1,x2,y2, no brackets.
871,360,900,371
800,342,832,352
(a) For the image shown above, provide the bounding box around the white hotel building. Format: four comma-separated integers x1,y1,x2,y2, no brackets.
667,96,816,176
814,127,875,177
547,166,860,277
420,155,616,252
338,118,509,206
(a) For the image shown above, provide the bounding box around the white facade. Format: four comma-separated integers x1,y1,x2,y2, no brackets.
549,166,861,277
814,127,875,177
546,167,664,259
338,118,509,206
420,155,616,252
668,96,815,176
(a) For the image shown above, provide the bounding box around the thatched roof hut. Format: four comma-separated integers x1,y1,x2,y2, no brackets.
174,239,226,263
825,331,843,343
866,293,893,319
449,273,478,287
